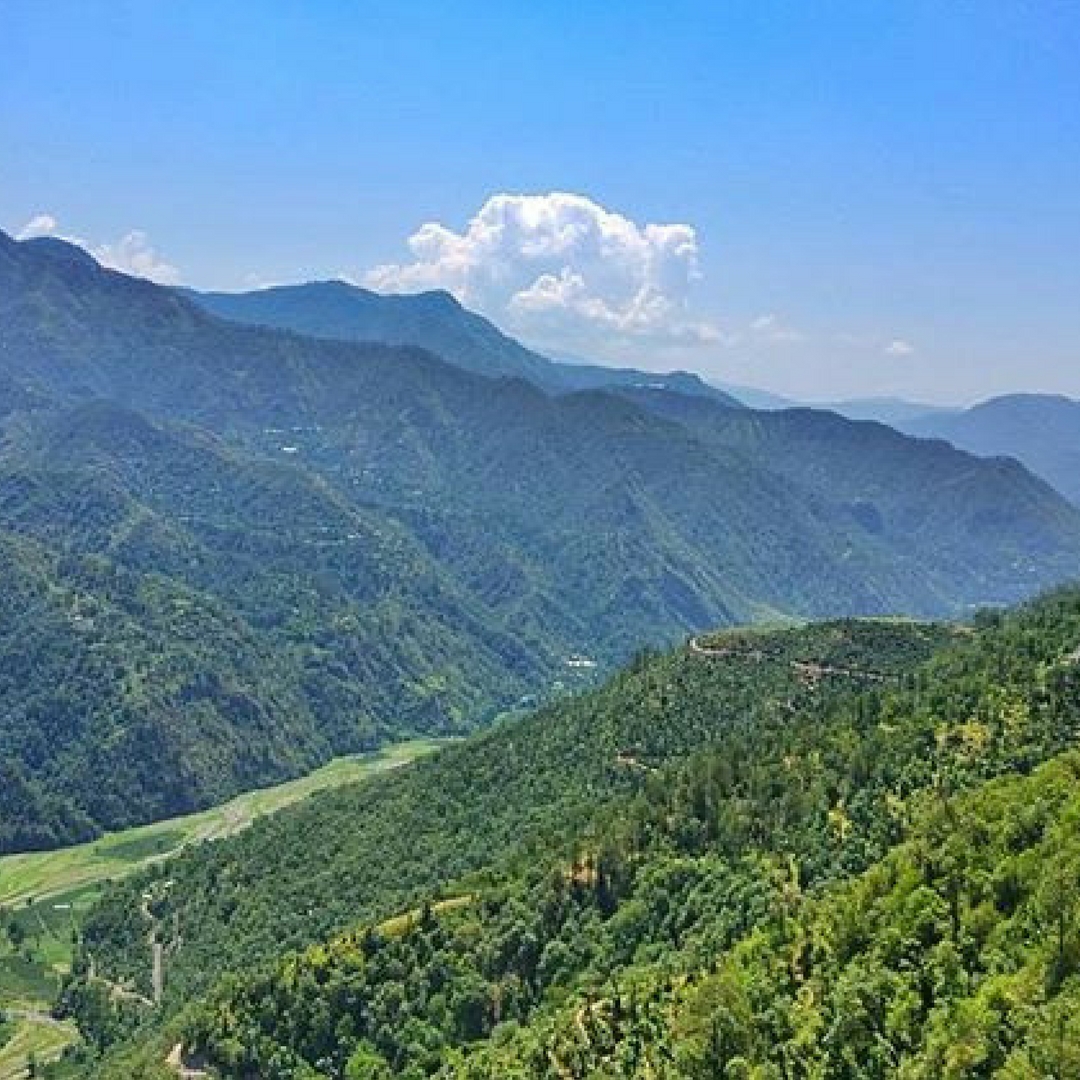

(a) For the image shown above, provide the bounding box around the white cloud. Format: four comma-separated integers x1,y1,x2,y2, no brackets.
13,213,179,285
750,313,804,343
886,339,914,356
92,230,179,285
16,214,59,240
365,192,719,352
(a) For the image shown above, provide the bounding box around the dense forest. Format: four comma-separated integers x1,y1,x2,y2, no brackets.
0,401,552,851
49,588,1080,1077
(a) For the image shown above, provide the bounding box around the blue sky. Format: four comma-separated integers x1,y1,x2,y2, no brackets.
3,0,1079,403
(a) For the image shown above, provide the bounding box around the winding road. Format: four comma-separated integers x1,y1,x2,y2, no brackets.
688,635,896,683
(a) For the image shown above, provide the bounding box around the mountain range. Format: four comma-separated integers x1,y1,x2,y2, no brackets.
188,281,741,405
188,279,1080,506
2,226,1080,849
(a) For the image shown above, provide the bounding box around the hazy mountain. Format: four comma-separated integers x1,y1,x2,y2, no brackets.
617,386,1080,604
691,390,1080,511
187,280,743,406
669,384,951,421
823,395,960,427
712,380,797,410
903,393,1080,504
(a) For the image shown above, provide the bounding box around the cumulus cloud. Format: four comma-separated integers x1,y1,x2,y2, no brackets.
92,230,179,285
365,192,719,352
14,213,180,285
886,339,914,356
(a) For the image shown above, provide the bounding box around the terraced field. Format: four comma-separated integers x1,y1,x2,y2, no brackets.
0,1013,78,1080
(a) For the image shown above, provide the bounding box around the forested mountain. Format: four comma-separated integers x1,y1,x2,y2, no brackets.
5,226,1079,628
0,523,317,852
0,400,548,851
186,280,741,405
617,388,1080,598
55,587,1080,1077
3,226,1080,854
184,285,1080,511
712,386,1080,517
902,393,1080,505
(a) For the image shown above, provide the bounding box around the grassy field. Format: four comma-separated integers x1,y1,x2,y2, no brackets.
0,739,444,1078
0,739,443,909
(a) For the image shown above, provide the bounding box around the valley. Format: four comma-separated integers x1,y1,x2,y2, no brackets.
5,6,1080,1075
0,220,1078,1076
0,739,441,909
0,740,441,1079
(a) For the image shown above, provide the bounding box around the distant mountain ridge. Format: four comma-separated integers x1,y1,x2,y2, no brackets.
187,280,743,406
188,274,1080,505
732,392,1080,507
900,393,1080,505
190,284,1080,509
823,395,960,427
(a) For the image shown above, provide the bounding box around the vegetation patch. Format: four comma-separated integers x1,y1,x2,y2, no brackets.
91,831,187,865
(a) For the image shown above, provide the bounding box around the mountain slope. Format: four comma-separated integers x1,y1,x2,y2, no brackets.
712,379,795,410
65,617,961,1034
180,277,1080,610
63,588,1080,1078
619,388,1080,608
0,526,321,852
186,280,742,405
656,748,1080,1078
904,393,1080,504
0,400,562,852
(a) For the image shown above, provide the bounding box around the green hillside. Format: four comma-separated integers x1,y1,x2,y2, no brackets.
50,589,1080,1077
72,617,951,1018
0,742,440,1080
0,526,320,851
0,436,533,854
